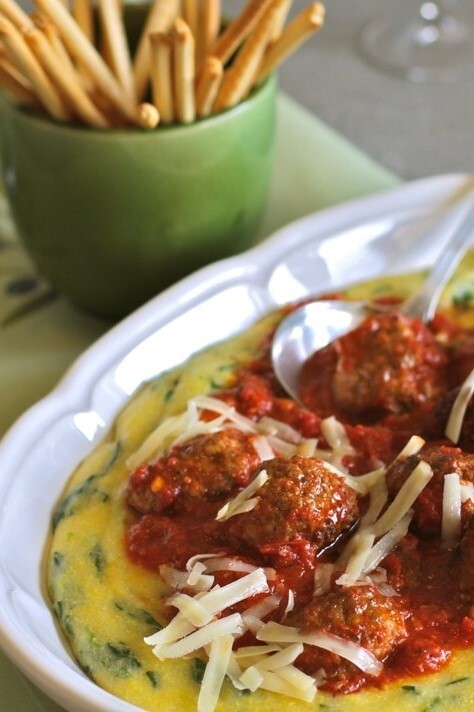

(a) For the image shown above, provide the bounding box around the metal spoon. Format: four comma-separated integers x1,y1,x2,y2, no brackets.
272,198,474,403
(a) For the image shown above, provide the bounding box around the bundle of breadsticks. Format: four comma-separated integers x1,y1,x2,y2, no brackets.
0,0,325,129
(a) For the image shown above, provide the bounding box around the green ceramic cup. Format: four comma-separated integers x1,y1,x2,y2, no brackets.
0,76,276,319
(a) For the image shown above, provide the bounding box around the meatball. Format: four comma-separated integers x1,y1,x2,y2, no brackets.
458,519,474,595
288,585,407,691
385,443,474,536
303,312,448,422
224,455,359,561
127,428,261,514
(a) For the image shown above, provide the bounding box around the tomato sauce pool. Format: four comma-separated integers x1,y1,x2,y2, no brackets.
125,305,474,695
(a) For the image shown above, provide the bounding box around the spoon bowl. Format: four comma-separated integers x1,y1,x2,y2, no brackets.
272,197,474,403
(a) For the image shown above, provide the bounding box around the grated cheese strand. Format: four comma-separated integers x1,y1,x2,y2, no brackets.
314,563,335,596
336,531,376,587
360,472,388,526
144,614,195,647
257,622,383,676
251,435,275,461
157,613,244,659
321,416,354,455
362,511,413,574
445,367,474,444
216,470,268,521
235,644,282,659
396,435,425,460
198,634,234,712
252,643,304,671
441,472,462,547
257,669,317,702
126,410,189,469
167,593,214,627
277,663,317,690
372,460,433,537
239,665,264,691
196,568,270,617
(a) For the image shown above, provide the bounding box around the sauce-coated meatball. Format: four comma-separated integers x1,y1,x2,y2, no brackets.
224,455,359,561
385,443,474,536
301,312,447,422
288,585,407,691
127,428,261,514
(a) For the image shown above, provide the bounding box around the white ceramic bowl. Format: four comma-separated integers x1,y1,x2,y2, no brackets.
0,173,472,712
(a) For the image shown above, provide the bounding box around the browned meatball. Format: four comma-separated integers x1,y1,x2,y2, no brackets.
302,312,447,422
458,519,474,595
224,455,359,561
127,428,261,514
385,443,474,536
288,585,407,691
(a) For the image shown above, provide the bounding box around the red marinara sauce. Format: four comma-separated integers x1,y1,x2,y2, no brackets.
125,304,474,695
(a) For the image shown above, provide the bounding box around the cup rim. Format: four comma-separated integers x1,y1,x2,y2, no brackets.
0,74,276,139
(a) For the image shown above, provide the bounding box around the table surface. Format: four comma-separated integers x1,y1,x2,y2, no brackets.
274,0,474,180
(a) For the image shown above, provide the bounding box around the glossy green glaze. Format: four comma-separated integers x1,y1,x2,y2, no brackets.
0,76,276,319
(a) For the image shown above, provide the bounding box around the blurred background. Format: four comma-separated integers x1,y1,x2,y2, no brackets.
223,0,474,180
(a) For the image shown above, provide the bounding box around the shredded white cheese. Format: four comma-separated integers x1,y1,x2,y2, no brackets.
441,472,462,547
396,435,425,459
198,635,234,712
314,563,335,596
445,367,474,443
372,460,433,537
321,415,355,469
251,435,275,462
362,512,413,574
216,470,268,521
157,613,244,659
360,472,388,526
336,531,376,587
257,621,383,676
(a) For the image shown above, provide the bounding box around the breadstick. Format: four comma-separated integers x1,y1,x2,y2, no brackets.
214,0,286,112
182,0,198,45
34,0,138,122
72,0,93,42
0,0,33,30
196,55,222,117
25,27,109,127
256,1,325,82
98,0,136,102
0,56,39,105
133,0,179,101
0,17,69,120
32,12,76,75
198,0,220,64
149,31,174,124
173,18,195,123
212,0,271,66
136,101,159,129
269,0,292,40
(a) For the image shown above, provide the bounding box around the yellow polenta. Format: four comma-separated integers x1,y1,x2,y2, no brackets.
47,260,474,712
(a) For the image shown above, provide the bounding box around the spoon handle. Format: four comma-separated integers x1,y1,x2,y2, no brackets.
401,198,474,322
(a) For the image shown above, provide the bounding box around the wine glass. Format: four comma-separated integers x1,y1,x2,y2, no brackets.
359,0,474,82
